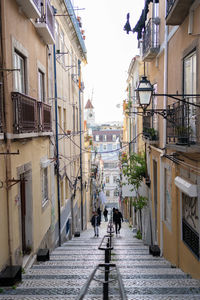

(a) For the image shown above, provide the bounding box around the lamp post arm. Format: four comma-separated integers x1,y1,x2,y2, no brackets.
153,93,200,108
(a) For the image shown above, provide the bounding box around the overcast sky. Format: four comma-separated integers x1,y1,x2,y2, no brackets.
73,0,144,123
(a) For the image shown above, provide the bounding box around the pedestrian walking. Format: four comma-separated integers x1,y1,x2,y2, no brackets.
97,206,102,222
113,208,123,235
103,207,108,221
90,211,101,237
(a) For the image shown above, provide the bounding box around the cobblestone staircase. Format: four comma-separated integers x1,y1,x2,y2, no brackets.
0,222,200,299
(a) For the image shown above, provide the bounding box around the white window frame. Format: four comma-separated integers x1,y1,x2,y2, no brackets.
38,69,45,101
103,135,107,141
96,135,99,141
42,167,48,206
112,134,116,142
14,51,25,93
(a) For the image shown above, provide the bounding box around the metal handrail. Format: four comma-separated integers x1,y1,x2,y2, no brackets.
77,220,128,300
77,263,128,300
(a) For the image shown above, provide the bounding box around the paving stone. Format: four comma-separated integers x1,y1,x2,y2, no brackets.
0,222,199,300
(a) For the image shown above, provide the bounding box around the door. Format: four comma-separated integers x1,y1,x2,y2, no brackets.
153,160,158,243
20,174,26,254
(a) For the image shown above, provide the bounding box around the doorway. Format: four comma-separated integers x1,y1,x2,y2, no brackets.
19,169,33,255
153,160,158,243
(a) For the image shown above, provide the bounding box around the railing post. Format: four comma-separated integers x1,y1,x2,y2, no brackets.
103,239,110,300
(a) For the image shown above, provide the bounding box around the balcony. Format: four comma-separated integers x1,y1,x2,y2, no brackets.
12,92,52,135
142,18,160,61
15,0,41,18
34,0,55,45
166,0,195,25
37,102,52,132
143,115,159,144
166,101,200,148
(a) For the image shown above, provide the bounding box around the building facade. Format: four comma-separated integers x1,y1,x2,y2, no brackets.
127,0,200,278
0,0,88,275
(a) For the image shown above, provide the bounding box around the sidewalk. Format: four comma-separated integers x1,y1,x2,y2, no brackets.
0,221,200,299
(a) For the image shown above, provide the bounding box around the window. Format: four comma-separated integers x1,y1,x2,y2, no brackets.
76,107,79,132
14,51,25,93
103,135,107,141
112,144,117,150
96,135,99,141
63,108,67,132
42,167,48,206
113,176,117,183
183,51,196,141
114,190,119,197
65,178,69,200
164,167,171,225
58,106,62,134
112,134,116,141
106,190,110,197
55,20,59,52
60,180,64,207
103,144,107,151
60,29,65,65
106,176,109,183
38,70,45,101
182,193,199,257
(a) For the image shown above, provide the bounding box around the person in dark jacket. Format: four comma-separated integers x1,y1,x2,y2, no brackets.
103,207,108,221
113,209,123,235
90,211,101,237
97,207,101,221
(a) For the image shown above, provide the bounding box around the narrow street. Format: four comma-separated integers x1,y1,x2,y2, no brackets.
0,221,200,300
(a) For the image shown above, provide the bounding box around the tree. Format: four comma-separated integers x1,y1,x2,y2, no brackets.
121,152,148,233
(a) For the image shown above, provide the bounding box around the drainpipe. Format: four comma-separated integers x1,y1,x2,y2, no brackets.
78,59,83,231
53,44,61,246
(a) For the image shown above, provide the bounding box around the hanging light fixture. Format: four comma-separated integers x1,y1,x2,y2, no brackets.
136,76,154,109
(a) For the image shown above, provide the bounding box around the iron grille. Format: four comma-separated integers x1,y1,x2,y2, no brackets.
182,218,199,259
12,92,38,133
143,18,160,58
38,101,52,132
166,101,199,145
33,0,42,12
166,0,176,16
143,114,159,141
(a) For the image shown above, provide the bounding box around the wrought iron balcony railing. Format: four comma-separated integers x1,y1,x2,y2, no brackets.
166,0,176,16
37,101,52,132
35,0,55,44
12,92,52,134
143,115,159,141
182,218,199,259
166,101,200,145
142,18,160,61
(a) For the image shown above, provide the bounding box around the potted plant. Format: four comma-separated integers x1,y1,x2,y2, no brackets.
175,126,191,145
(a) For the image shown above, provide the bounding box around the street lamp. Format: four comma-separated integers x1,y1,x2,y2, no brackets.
135,76,154,109
134,75,200,119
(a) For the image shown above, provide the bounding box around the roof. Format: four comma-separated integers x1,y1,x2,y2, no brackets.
85,99,94,109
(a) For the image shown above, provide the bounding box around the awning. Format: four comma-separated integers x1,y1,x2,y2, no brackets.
174,176,197,197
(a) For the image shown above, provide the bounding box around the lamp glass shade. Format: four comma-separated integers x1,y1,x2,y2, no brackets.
136,76,153,107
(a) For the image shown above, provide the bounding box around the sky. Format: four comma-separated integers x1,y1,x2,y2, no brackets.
73,0,144,123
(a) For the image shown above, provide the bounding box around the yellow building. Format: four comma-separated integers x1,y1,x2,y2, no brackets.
0,0,54,271
51,0,87,242
132,0,200,278
0,0,88,276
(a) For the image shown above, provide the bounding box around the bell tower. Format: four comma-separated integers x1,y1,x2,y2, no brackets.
85,99,95,126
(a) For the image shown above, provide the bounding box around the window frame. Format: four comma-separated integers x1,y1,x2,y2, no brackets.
14,50,26,94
